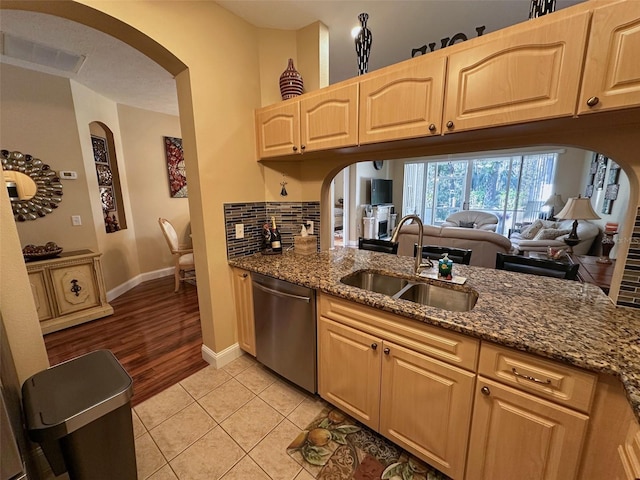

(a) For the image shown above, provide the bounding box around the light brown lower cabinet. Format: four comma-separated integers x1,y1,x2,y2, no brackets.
231,267,256,356
317,294,478,480
465,377,589,480
579,374,640,480
281,289,639,480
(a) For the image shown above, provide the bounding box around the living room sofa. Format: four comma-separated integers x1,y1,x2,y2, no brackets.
395,223,513,268
441,210,499,232
510,219,599,256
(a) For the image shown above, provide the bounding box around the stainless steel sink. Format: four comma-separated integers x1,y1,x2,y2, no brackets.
396,282,477,312
340,270,411,296
340,270,477,312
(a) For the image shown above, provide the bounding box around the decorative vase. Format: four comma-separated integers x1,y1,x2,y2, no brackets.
279,59,303,100
598,231,616,264
529,0,556,19
355,13,372,75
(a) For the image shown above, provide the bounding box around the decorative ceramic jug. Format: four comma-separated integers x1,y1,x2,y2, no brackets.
355,13,372,75
279,59,303,100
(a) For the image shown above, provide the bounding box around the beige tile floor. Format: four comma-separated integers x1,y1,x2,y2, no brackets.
133,354,329,480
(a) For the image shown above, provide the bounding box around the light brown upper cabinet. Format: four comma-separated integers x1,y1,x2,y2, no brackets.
255,100,300,159
443,9,590,134
358,54,447,144
300,82,359,152
579,1,640,115
255,82,358,159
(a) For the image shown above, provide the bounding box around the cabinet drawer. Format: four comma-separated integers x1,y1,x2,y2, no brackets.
319,294,479,371
479,342,597,413
50,264,100,315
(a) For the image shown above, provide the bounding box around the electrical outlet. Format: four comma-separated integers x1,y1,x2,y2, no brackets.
235,223,244,239
71,215,82,226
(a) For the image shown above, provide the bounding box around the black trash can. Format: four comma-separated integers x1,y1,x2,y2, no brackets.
22,350,137,480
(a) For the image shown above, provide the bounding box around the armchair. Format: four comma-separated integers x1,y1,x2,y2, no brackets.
158,218,196,292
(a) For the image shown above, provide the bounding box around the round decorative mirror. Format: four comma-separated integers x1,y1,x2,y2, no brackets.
1,149,63,221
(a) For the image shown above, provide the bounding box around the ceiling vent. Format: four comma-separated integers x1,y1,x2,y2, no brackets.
0,32,86,73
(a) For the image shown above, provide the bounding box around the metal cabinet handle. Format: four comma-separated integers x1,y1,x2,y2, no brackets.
70,279,82,297
481,386,491,396
446,120,454,129
371,343,378,350
383,347,390,355
428,123,436,132
242,273,248,278
512,367,551,385
300,145,306,151
586,96,599,107
292,146,298,152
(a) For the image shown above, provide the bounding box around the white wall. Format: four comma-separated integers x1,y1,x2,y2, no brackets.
70,81,142,290
0,65,98,252
117,104,188,275
579,153,630,258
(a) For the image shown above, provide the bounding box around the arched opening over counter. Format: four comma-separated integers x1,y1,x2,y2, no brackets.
318,107,640,305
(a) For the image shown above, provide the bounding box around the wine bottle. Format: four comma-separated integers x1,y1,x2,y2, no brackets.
261,223,272,252
270,216,282,253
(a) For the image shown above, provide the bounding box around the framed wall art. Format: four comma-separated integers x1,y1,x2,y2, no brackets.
585,184,594,198
608,161,621,184
594,153,608,190
605,183,619,201
164,136,188,198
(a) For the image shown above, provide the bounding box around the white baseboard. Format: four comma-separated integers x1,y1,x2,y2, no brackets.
201,343,243,369
107,267,173,301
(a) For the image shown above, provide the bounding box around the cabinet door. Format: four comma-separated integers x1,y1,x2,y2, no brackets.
617,420,640,480
318,317,381,430
359,56,446,144
466,377,589,480
28,271,53,321
255,101,300,158
379,341,475,480
578,1,640,115
300,83,358,152
232,268,256,356
49,263,100,316
444,10,590,133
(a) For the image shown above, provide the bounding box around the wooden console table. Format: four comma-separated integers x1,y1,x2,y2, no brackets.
570,254,616,294
25,250,113,334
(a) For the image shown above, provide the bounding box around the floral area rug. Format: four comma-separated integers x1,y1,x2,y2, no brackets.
287,406,451,480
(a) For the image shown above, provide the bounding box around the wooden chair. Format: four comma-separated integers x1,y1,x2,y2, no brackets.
158,218,196,292
358,237,399,254
413,244,472,265
495,252,579,280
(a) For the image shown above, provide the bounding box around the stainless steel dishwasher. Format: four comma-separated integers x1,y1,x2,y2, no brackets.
252,273,317,394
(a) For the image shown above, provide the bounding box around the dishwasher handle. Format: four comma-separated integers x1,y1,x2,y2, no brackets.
253,281,312,303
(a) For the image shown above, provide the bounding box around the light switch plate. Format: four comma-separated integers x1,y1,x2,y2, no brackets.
71,215,82,226
235,224,244,239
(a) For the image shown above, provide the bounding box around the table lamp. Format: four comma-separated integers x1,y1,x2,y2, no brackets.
542,193,565,220
554,195,600,252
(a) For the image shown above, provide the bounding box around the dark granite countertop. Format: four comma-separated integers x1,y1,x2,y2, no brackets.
229,247,640,423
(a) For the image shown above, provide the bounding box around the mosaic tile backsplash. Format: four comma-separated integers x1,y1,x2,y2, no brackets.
618,207,640,309
224,201,320,259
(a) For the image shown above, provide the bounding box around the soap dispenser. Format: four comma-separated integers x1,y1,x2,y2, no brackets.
438,253,453,280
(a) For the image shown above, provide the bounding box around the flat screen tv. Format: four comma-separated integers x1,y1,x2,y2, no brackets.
371,179,392,205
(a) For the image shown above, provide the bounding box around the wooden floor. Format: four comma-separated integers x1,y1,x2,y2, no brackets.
44,276,209,407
